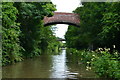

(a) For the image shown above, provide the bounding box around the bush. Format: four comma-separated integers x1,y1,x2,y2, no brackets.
91,50,120,78
67,48,120,79
2,2,23,66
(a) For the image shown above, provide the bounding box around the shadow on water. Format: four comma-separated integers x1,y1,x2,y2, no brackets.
2,49,97,79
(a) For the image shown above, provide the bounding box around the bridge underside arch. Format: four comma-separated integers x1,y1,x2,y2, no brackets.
44,22,80,27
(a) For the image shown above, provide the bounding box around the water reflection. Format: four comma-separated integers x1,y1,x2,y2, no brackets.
51,50,68,78
66,51,96,78
2,49,96,78
2,55,52,78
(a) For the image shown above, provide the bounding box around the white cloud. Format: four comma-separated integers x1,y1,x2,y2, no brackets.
51,0,81,12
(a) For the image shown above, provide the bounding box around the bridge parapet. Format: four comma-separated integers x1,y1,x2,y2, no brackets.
43,12,80,27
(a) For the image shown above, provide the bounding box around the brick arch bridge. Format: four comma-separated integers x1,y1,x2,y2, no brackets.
43,12,80,27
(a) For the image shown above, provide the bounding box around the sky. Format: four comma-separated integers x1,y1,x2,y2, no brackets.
51,0,81,39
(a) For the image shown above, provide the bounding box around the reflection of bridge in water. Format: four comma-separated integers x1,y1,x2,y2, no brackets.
57,38,66,41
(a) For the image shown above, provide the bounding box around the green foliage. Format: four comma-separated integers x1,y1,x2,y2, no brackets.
2,2,23,65
65,25,85,49
91,50,120,78
2,2,58,65
98,2,120,51
66,48,96,64
14,2,56,57
65,3,120,78
0,2,1,65
65,2,120,52
67,48,120,79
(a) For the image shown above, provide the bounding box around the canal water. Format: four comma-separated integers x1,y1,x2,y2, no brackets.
2,49,96,79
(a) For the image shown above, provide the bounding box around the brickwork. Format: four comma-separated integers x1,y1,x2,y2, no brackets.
43,12,80,27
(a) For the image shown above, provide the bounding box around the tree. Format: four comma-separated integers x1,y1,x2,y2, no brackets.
14,2,56,57
2,2,23,65
98,2,120,52
65,2,120,52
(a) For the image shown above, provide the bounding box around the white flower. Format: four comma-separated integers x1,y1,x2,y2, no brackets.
99,48,103,50
108,48,110,50
91,58,94,61
86,68,89,71
88,67,91,70
87,62,90,64
113,45,116,48
86,66,89,69
115,52,118,54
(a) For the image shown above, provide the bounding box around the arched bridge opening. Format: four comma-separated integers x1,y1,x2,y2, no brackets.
43,12,80,27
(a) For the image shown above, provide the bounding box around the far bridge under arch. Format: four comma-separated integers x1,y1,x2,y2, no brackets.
43,12,80,27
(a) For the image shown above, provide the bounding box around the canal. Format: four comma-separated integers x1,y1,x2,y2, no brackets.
2,49,97,79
